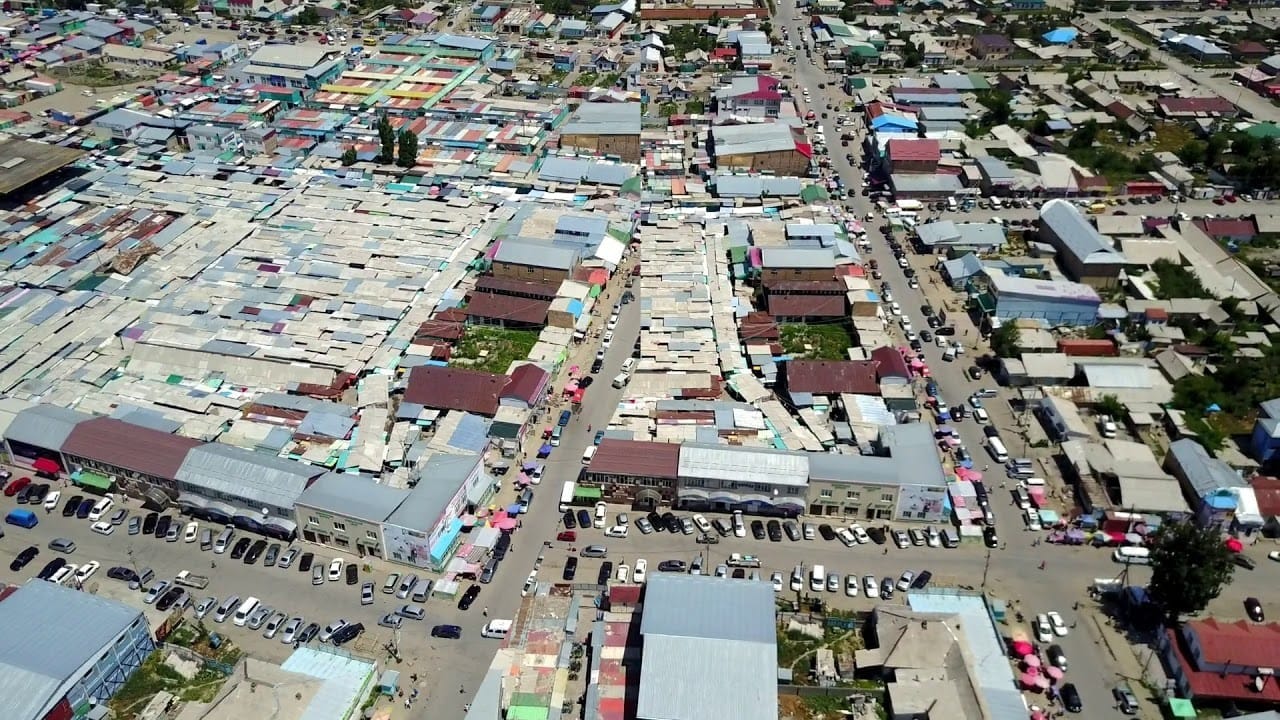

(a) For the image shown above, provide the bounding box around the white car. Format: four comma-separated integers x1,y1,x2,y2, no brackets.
604,525,628,539
90,521,114,536
973,408,990,424
616,564,630,583
43,490,61,512
522,571,538,597
602,331,613,349
897,256,909,268
890,301,902,315
692,514,712,534
1047,611,1069,637
327,558,344,581
634,559,648,584
732,512,746,538
850,524,870,544
771,572,784,592
280,617,304,644
529,465,544,485
864,574,878,599
1270,550,1280,562
74,561,100,584
904,330,917,343
952,342,965,356
88,498,113,522
1033,614,1053,643
194,596,217,619
184,521,199,543
896,571,914,592
845,574,859,597
936,335,949,348
835,528,857,547
145,581,171,605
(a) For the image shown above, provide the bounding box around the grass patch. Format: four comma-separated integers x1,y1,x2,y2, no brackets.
167,621,243,665
1151,123,1194,154
109,655,192,716
453,326,540,374
780,323,854,361
49,63,161,89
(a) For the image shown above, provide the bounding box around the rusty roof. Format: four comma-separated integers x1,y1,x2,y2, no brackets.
767,294,847,318
464,291,550,326
588,439,681,479
404,365,506,416
61,416,202,481
782,360,880,395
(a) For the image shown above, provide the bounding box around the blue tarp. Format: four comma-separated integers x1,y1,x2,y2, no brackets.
1042,27,1078,44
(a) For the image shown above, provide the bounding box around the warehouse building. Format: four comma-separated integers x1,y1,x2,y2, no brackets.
637,574,777,720
985,268,1101,327
557,102,642,162
0,582,155,720
676,443,808,516
710,123,812,176
1038,200,1128,288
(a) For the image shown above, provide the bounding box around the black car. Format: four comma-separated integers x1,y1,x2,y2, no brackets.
983,526,999,548
920,330,933,343
342,563,358,585
9,545,38,572
244,539,268,564
431,624,462,639
156,587,183,611
76,498,95,519
1059,683,1082,713
578,376,594,388
866,527,888,545
14,484,33,504
494,533,511,560
37,558,67,580
909,570,933,589
983,425,1001,439
299,552,315,572
1047,644,1068,670
29,484,49,503
657,560,686,572
750,520,766,540
563,556,578,581
818,524,836,541
563,510,577,529
154,515,173,539
664,514,682,533
107,566,137,582
229,537,252,560
590,358,604,374
597,562,613,585
458,584,481,610
1245,597,1265,622
936,326,956,336
647,511,663,530
577,509,592,527
968,366,984,380
62,495,83,517
263,543,280,567
141,511,159,534
297,623,321,644
766,520,783,542
332,622,364,646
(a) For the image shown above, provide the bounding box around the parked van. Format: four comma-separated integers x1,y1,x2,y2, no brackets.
213,527,235,554
1112,546,1151,565
582,446,597,465
519,488,534,513
550,426,563,446
809,564,826,592
396,573,419,599
612,373,629,389
481,619,513,639
1088,202,1107,214
480,560,498,584
233,597,260,626
88,496,113,522
791,565,804,591
200,528,214,550
411,578,433,603
621,358,636,375
129,567,155,591
1023,477,1046,488
941,528,959,548
986,437,1009,463
5,508,38,529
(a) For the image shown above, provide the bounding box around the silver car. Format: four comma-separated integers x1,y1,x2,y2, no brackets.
262,612,288,639
277,547,299,569
144,580,170,604
246,605,273,630
280,616,304,644
193,596,217,619
213,595,240,623
396,604,425,621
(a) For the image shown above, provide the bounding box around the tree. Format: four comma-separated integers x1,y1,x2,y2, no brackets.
396,129,418,168
1097,394,1125,421
1147,522,1234,623
975,90,1013,126
989,323,1021,358
296,6,320,25
1068,120,1099,150
376,115,395,164
340,146,358,166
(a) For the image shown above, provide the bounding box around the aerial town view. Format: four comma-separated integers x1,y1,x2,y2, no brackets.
4,0,1280,718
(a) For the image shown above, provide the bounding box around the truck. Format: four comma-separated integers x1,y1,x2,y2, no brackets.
174,570,210,589
726,553,762,568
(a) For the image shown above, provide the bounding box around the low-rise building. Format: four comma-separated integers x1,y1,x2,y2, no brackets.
231,44,343,91
983,268,1102,327
710,123,812,176
1038,199,1128,288
677,443,808,516
582,438,682,509
557,102,641,162
1159,618,1280,705
805,424,949,523
1251,397,1280,465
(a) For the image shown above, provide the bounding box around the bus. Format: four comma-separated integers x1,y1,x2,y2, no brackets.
559,481,576,512
232,596,260,626
1112,547,1151,565
986,437,1009,463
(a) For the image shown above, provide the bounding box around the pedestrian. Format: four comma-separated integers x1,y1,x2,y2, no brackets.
482,606,488,616
1038,560,1046,570
882,547,888,555
460,685,466,694
211,560,216,569
411,673,418,682
405,699,411,709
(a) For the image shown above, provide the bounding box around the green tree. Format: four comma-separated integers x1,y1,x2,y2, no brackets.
1068,120,1099,150
1147,522,1234,623
340,146,358,166
377,115,395,164
396,129,418,168
1176,140,1206,167
1097,394,1125,421
975,90,1013,126
296,6,320,24
989,323,1021,358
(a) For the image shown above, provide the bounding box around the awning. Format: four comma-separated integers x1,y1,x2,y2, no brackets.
264,517,297,534
75,471,113,490
574,486,602,499
33,457,60,474
203,501,236,521
177,493,209,510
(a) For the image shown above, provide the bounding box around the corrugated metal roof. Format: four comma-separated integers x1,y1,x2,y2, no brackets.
493,238,578,270
387,454,481,531
176,444,325,513
62,416,202,481
294,471,407,523
678,443,809,486
1040,199,1123,264
638,574,777,720
4,403,86,450
0,582,145,720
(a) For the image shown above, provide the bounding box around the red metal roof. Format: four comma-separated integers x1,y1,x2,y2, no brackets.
767,294,847,318
501,363,549,405
886,138,940,162
1249,475,1280,517
1195,218,1256,238
1186,618,1280,668
783,360,880,395
870,345,910,379
62,417,202,482
588,439,681,479
464,291,550,326
1157,96,1237,115
404,366,506,416
1167,625,1280,702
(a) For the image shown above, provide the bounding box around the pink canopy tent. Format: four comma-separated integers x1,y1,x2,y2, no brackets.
1030,713,1046,720
494,517,517,531
1045,666,1064,681
1019,672,1039,689
1011,640,1033,656
1034,676,1051,689
1023,655,1042,668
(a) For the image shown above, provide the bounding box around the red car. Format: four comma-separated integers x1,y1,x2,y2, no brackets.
1213,197,1226,205
1225,194,1238,203
3,476,31,497
556,530,577,542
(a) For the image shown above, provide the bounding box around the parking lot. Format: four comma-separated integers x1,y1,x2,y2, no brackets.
0,485,505,705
